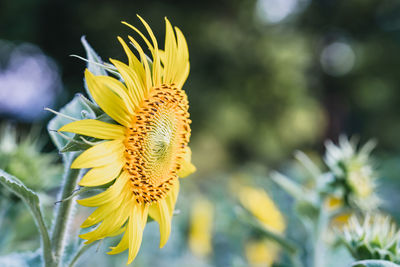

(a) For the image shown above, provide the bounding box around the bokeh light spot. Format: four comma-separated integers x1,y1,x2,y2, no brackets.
320,42,356,77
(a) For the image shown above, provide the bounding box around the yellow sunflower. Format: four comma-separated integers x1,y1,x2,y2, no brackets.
59,16,196,264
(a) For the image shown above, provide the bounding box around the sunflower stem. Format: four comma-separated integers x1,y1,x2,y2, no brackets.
51,152,81,266
32,202,54,267
312,204,329,267
68,242,97,267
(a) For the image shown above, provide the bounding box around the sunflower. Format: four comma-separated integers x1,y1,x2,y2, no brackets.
59,16,196,264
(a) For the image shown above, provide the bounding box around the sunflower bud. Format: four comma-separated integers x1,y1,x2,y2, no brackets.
324,136,380,211
342,214,400,263
0,123,62,191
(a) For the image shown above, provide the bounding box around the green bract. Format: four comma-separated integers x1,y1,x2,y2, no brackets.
343,214,400,263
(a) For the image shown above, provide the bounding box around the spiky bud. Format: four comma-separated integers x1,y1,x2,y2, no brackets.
324,135,380,211
342,214,400,263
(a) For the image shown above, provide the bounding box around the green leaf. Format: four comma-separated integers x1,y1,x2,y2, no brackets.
47,94,96,151
352,260,400,267
270,171,318,205
0,169,39,207
0,169,53,266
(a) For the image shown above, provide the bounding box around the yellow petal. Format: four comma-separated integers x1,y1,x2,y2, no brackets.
59,119,125,140
85,70,131,126
108,225,126,237
77,172,129,207
158,199,171,248
158,49,166,65
127,204,149,264
166,179,179,216
110,59,145,107
177,146,196,178
79,159,124,187
94,75,136,114
81,205,110,228
174,26,190,88
149,203,161,223
108,226,129,255
163,18,177,84
117,37,147,97
127,35,152,91
149,179,179,223
149,199,171,248
71,140,124,169
137,15,162,86
81,198,131,242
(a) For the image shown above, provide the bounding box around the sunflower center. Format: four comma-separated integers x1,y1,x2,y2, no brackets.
124,84,191,204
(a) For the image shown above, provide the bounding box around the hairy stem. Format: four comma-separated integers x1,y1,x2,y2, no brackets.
51,153,81,266
68,242,97,267
31,203,54,267
313,205,329,267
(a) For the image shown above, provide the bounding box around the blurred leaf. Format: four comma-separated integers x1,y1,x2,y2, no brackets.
294,150,321,180
0,250,42,267
270,171,318,205
0,253,33,267
352,260,400,267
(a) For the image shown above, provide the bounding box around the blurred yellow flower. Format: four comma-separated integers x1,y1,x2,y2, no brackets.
325,197,352,228
59,16,195,264
245,239,280,267
239,186,286,234
325,196,343,211
188,197,214,257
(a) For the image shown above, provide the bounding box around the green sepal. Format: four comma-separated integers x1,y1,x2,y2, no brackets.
59,134,95,153
81,36,107,102
78,93,103,116
352,260,400,267
48,94,97,151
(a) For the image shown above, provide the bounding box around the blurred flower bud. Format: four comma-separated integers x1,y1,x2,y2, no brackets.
0,123,62,191
324,135,380,211
342,214,400,263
